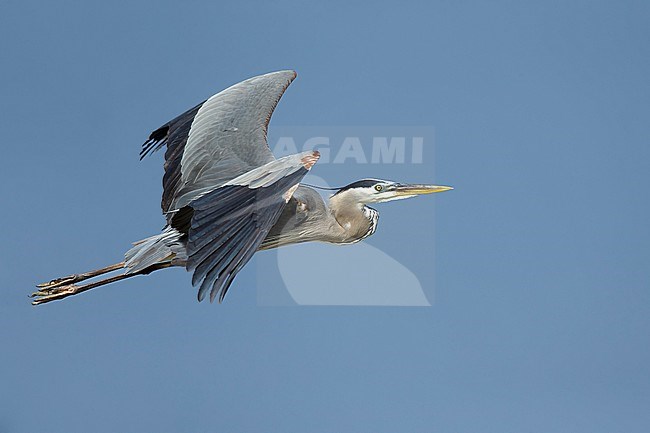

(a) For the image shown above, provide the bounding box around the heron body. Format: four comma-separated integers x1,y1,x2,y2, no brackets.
32,71,452,305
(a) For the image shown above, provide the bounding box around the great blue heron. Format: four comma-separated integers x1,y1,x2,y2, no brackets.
31,70,452,305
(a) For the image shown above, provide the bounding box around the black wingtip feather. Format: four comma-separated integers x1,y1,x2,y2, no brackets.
139,126,170,160
138,100,205,165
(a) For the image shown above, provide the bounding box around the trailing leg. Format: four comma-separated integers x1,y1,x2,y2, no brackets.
36,262,126,290
31,262,173,306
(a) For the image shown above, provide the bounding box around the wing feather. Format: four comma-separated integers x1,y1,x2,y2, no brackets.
186,151,319,302
140,70,297,215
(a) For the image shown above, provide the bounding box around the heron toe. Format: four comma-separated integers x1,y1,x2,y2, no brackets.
36,275,81,289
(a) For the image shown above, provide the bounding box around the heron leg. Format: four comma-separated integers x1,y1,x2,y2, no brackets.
36,262,126,290
30,262,173,306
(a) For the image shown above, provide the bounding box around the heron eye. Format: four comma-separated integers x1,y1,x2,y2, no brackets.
374,185,383,192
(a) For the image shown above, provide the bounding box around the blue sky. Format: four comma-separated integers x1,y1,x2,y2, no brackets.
1,1,649,432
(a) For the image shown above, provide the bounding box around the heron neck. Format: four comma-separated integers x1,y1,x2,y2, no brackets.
329,195,376,242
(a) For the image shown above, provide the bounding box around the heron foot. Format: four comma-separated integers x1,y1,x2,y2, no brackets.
30,284,78,305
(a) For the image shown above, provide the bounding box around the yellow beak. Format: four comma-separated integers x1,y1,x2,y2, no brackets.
394,184,454,196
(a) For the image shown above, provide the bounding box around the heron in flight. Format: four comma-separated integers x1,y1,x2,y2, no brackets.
31,71,452,305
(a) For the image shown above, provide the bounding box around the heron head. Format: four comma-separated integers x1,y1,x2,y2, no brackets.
333,179,453,204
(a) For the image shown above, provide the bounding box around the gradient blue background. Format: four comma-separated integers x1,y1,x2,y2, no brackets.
1,1,649,432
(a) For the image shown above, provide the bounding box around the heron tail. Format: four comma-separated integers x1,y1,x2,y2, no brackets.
124,226,186,274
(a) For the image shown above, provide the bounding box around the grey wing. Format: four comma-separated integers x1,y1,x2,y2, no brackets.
140,70,297,214
261,185,331,250
187,151,320,303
